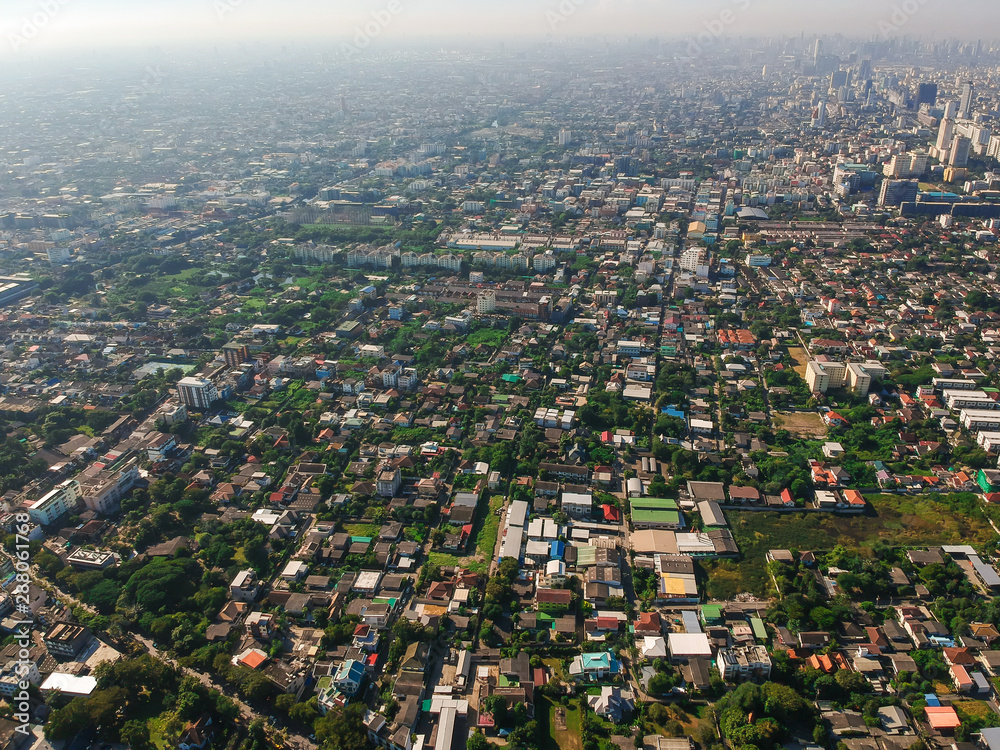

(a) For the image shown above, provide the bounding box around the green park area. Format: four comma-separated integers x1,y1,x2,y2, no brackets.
704,493,998,599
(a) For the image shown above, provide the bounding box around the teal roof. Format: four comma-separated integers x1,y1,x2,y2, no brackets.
582,652,611,669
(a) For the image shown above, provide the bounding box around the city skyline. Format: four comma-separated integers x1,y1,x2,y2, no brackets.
2,0,999,60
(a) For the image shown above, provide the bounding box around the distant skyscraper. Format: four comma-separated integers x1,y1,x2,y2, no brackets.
959,81,974,118
813,38,822,64
943,100,960,120
936,118,955,152
858,59,872,82
830,70,848,90
949,136,972,167
916,82,938,107
558,129,572,147
812,101,826,128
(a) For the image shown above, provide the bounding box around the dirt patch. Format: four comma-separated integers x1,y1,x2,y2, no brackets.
773,411,827,439
555,707,567,731
788,347,810,379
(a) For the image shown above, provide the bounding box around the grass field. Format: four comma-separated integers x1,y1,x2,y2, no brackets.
142,267,202,301
704,493,996,599
953,699,993,728
474,495,504,561
436,493,503,576
344,523,380,538
427,551,462,570
773,411,827,439
647,703,704,739
537,695,583,750
787,346,810,378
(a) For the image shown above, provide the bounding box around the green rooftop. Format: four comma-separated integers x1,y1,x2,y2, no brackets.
630,497,679,510
631,509,681,525
701,605,723,623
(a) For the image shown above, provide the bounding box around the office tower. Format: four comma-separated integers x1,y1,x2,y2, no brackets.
813,38,822,64
943,100,959,120
812,101,826,128
830,70,848,90
959,81,974,119
858,59,872,82
878,179,918,207
936,118,955,152
949,136,971,167
917,82,938,106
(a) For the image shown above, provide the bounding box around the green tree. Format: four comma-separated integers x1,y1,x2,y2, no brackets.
467,729,490,750
314,703,370,750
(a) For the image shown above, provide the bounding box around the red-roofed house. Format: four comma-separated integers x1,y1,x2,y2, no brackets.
585,617,622,638
536,588,573,615
925,706,961,732
943,647,977,667
843,490,866,512
634,611,662,635
951,664,974,693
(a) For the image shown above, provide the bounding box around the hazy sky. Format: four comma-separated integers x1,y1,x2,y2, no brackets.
0,0,995,59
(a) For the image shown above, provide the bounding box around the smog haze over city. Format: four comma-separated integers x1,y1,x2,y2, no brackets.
7,2,1000,750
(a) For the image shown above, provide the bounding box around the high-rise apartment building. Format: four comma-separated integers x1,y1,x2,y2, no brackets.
223,342,250,368
177,377,219,410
